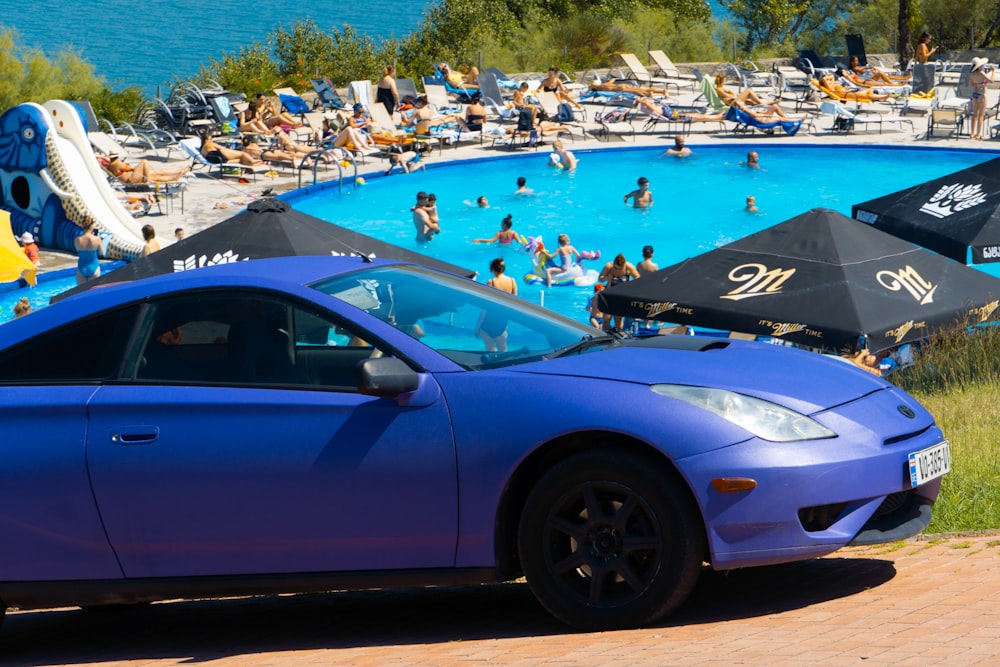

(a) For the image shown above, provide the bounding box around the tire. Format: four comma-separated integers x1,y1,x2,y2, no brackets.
518,450,704,630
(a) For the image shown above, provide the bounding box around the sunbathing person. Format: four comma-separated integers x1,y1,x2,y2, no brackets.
250,93,305,131
321,123,374,152
634,97,725,122
848,56,910,84
837,67,909,90
540,67,583,109
589,80,663,97
713,74,797,120
403,97,461,134
241,136,307,168
104,152,190,184
199,133,264,166
818,73,890,101
237,107,272,135
512,82,541,124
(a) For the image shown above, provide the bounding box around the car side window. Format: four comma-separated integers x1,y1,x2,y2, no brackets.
132,292,387,391
0,305,140,383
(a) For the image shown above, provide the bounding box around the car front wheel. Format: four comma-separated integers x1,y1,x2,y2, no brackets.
518,450,704,630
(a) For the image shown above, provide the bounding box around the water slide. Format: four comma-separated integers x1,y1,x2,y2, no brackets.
0,101,144,261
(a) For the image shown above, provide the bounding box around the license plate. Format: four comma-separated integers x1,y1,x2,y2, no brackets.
908,441,951,487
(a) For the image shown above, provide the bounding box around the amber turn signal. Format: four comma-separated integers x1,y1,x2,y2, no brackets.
711,477,757,493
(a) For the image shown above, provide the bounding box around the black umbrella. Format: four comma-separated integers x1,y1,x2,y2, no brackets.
853,156,1000,264
599,208,1000,352
52,198,475,303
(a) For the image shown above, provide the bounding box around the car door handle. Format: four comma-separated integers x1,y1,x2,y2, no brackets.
111,427,160,445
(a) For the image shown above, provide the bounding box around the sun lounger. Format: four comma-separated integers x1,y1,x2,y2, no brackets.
725,105,803,136
179,137,273,182
311,78,347,110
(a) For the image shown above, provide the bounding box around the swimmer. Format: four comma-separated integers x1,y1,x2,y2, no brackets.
544,233,581,288
745,195,759,212
515,176,533,195
477,195,490,208
548,140,577,170
662,135,691,158
741,151,761,169
623,177,653,208
474,214,522,245
412,191,440,242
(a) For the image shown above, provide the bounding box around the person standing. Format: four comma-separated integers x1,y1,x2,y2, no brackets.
915,32,936,65
969,57,994,140
412,192,440,242
662,135,691,157
637,245,658,275
19,232,39,265
376,64,401,115
141,224,161,257
623,177,653,208
74,217,102,285
599,253,640,331
476,257,517,353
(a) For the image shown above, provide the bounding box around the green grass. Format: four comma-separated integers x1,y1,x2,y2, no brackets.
892,324,1000,534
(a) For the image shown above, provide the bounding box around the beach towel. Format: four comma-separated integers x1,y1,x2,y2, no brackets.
725,106,802,136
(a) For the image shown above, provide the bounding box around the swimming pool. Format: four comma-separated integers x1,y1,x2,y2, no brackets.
3,145,997,325
289,144,1000,323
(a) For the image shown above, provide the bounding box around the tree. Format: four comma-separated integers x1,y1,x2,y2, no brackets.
898,0,913,65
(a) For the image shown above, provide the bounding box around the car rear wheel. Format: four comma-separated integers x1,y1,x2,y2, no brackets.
518,450,704,630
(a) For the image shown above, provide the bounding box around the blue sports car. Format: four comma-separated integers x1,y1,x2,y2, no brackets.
0,256,949,631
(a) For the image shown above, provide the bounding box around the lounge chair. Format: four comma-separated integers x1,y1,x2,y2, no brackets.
647,50,698,85
179,137,272,182
476,71,510,110
820,100,913,135
348,81,374,108
274,87,312,119
926,107,963,139
617,53,675,94
594,108,635,142
421,82,462,114
481,67,519,90
367,101,442,155
310,77,347,110
396,77,420,105
725,105,803,136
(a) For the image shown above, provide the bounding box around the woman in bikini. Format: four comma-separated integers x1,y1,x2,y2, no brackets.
474,214,522,245
540,67,582,109
818,73,890,101
199,133,264,166
105,153,190,184
714,73,798,119
969,58,994,140
476,257,517,352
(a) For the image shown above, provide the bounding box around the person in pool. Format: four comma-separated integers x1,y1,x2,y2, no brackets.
549,140,577,171
74,216,103,285
623,177,653,208
474,214,522,245
544,233,581,287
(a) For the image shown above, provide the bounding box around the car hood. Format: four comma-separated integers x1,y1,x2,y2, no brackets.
510,336,888,414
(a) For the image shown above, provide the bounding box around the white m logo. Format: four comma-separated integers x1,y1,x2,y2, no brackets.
721,263,796,301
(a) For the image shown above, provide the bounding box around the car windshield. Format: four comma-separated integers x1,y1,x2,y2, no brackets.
311,265,600,370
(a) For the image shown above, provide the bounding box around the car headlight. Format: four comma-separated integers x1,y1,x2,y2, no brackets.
651,384,836,442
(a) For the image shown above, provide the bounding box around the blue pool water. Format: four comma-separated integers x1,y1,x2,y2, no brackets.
289,144,999,324
3,145,997,325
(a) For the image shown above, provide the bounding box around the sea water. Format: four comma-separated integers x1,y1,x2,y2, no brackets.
0,0,432,94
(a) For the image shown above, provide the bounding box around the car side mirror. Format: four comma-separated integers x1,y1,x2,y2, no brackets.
357,357,420,398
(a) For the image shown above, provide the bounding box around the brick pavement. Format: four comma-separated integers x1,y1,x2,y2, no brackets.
3,532,998,666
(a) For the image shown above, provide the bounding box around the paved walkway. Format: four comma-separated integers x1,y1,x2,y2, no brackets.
4,532,999,666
